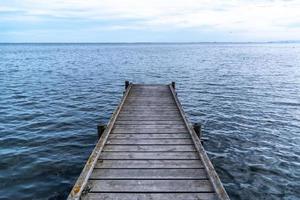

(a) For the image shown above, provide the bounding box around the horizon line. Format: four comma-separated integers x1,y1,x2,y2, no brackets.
1,41,300,44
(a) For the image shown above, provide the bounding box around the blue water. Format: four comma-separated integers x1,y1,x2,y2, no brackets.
0,43,300,200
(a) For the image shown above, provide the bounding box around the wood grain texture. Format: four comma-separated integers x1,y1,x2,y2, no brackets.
112,128,187,134
113,124,186,129
89,179,213,192
82,193,217,200
95,159,204,169
117,116,182,121
90,168,208,179
106,138,193,145
99,152,199,160
115,120,185,125
103,144,196,152
109,134,190,139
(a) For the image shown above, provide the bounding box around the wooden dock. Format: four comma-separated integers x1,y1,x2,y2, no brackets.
68,82,229,200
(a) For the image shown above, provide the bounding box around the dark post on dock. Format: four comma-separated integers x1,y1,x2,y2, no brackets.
67,82,230,200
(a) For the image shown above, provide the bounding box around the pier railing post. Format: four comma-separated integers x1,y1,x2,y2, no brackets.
97,124,106,138
125,81,130,90
171,82,175,90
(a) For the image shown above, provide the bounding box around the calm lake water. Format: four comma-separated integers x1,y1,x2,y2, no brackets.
0,43,300,200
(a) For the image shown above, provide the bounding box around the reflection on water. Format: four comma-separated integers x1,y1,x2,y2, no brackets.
0,43,300,199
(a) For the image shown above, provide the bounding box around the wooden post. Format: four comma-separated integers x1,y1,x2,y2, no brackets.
125,81,129,90
97,125,106,138
171,82,175,90
193,123,201,139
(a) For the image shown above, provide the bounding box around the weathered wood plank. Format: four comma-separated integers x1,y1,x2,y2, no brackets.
130,88,170,91
115,121,185,125
112,128,187,134
89,180,213,192
124,103,176,106
131,84,170,88
95,160,204,169
82,193,217,200
130,90,171,92
125,100,175,104
126,97,174,100
103,145,196,152
118,114,182,118
121,109,179,112
106,138,193,145
121,106,178,110
117,116,182,121
109,134,190,139
122,106,178,109
99,152,199,159
113,124,186,129
90,168,208,179
126,96,174,99
120,111,180,115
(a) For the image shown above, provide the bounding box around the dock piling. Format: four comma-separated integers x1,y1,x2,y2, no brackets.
125,81,130,90
171,81,176,89
97,124,106,138
193,123,202,139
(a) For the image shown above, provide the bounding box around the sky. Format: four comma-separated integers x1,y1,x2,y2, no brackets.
1,0,300,42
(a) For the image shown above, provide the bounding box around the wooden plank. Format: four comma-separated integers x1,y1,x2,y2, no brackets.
90,168,208,179
130,88,170,91
124,101,175,103
89,180,213,192
115,121,185,125
125,103,175,106
130,90,171,92
119,110,179,114
109,134,190,139
121,106,177,109
99,152,199,159
106,138,193,145
121,106,178,109
129,92,171,95
119,111,180,115
126,97,174,100
131,88,169,90
122,106,178,110
129,91,171,94
113,124,186,129
118,114,182,118
103,145,196,152
82,193,217,200
125,100,175,104
112,128,187,134
117,116,182,121
95,160,204,169
134,84,168,89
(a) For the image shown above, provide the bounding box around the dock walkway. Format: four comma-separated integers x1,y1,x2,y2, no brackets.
68,83,229,200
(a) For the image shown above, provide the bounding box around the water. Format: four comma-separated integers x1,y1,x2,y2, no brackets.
0,43,300,200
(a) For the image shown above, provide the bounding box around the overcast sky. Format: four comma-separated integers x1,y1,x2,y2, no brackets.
1,0,300,42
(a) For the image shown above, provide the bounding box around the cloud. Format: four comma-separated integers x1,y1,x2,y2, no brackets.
1,0,300,41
